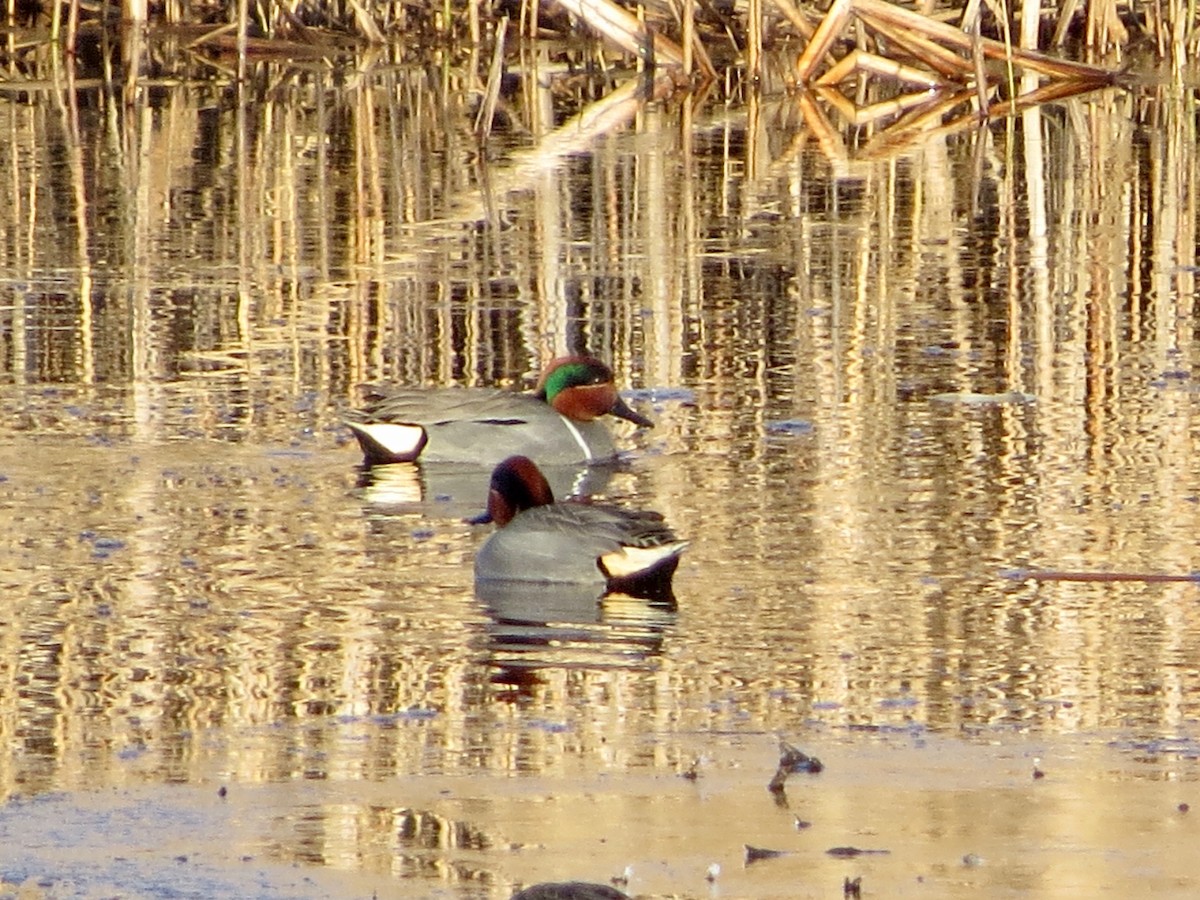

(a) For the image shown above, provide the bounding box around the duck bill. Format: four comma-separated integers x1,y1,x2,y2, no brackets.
609,396,654,428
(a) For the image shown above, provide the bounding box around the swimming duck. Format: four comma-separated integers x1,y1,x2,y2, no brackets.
510,883,629,900
474,455,688,600
344,356,653,467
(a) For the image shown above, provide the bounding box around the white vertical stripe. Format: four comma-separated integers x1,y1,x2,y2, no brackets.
559,415,594,461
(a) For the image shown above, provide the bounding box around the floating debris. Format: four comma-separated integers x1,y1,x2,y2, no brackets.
779,740,825,774
768,739,824,794
745,844,788,864
765,418,815,437
930,390,1036,406
827,846,891,857
511,883,630,900
1016,569,1200,584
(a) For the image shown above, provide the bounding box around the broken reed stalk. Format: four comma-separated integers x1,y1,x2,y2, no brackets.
348,0,387,43
549,0,685,67
961,2,990,113
993,0,1016,100
236,0,247,81
682,0,693,75
690,20,718,78
1022,0,1041,48
850,0,1117,82
815,48,949,89
794,0,852,81
854,14,974,78
468,0,480,45
1050,0,1077,47
747,0,762,78
770,0,817,40
476,15,508,140
66,0,79,57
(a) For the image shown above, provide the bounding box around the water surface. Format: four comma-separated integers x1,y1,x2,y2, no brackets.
1,61,1199,898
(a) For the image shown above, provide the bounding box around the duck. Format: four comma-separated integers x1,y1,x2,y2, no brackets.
510,883,629,900
344,356,653,467
474,455,688,600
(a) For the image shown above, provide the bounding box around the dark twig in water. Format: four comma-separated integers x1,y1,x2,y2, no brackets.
1024,569,1200,583
827,846,891,857
745,844,788,863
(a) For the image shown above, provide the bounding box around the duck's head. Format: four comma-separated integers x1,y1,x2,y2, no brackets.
478,455,555,527
535,356,654,427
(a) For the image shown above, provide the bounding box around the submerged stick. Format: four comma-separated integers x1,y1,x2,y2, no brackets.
1023,570,1200,583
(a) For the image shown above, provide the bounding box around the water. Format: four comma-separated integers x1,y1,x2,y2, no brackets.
1,58,1200,898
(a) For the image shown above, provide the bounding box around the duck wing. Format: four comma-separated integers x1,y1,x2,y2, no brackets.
349,387,545,426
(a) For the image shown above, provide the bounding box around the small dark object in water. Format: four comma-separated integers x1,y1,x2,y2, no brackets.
745,844,788,863
768,739,823,793
827,846,890,857
1179,802,1190,814
844,876,862,897
779,739,824,774
511,883,629,900
794,815,812,830
1033,758,1045,779
680,758,700,780
218,785,227,798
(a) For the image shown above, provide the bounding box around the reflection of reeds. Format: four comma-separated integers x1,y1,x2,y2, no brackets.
0,66,1196,434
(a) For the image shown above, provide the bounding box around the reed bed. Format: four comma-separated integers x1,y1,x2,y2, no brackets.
0,0,1194,89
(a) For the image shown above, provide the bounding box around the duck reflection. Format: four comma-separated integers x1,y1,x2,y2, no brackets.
355,460,614,518
476,580,676,681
